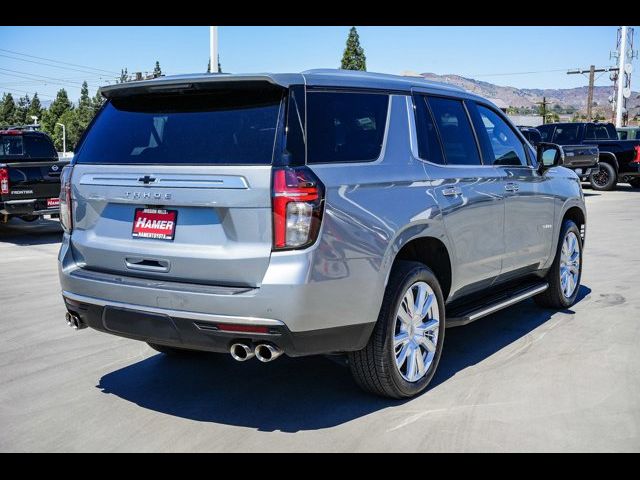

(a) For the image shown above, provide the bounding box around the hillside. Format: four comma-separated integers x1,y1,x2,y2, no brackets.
419,72,640,115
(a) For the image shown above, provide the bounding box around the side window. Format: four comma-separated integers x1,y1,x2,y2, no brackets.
552,124,580,144
474,105,527,166
306,91,389,164
618,130,628,140
413,95,444,164
427,97,482,166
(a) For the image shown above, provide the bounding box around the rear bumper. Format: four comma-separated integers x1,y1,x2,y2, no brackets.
0,198,59,216
58,235,380,356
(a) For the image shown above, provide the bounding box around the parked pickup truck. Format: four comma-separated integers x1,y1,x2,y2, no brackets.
59,70,587,399
517,126,599,182
537,122,640,191
0,129,69,223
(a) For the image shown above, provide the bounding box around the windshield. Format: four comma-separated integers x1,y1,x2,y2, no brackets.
75,86,284,165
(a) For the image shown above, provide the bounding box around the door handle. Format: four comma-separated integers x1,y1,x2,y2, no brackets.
442,187,462,196
505,182,519,192
125,257,170,273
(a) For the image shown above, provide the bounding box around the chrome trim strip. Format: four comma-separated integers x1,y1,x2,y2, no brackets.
62,291,284,327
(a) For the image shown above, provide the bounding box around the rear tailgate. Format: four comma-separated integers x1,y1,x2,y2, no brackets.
561,145,599,168
69,82,285,287
3,160,68,201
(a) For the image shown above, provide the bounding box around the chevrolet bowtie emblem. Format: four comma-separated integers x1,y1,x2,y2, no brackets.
138,175,156,184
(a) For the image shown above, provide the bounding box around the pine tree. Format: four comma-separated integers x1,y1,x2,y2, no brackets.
27,93,43,124
0,93,17,127
153,61,162,77
16,94,31,125
77,81,93,124
119,68,129,83
340,27,366,71
41,88,73,139
91,90,105,115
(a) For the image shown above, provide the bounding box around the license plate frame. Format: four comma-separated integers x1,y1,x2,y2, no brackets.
131,208,178,241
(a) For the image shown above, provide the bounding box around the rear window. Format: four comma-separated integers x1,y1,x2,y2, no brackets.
306,91,389,163
75,87,283,165
0,134,57,159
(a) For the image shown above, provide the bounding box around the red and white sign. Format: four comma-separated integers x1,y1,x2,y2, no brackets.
132,208,177,240
47,197,60,208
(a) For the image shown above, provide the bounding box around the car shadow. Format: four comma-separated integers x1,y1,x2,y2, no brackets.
0,217,62,245
97,285,591,432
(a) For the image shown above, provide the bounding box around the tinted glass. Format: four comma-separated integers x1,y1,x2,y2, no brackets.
23,134,57,158
75,87,283,165
552,124,580,144
414,95,444,164
585,124,611,140
0,135,24,157
618,130,628,140
528,129,542,144
537,125,554,142
306,91,389,163
427,97,481,165
475,106,527,166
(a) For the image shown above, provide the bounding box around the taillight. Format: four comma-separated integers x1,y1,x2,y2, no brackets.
59,165,74,233
272,166,324,250
633,145,640,163
0,167,9,195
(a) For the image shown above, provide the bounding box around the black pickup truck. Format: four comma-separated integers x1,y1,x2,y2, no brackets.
1,129,69,223
536,122,640,191
517,125,599,183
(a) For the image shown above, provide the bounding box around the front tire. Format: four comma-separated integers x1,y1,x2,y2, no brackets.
535,220,583,309
589,162,617,191
349,261,445,399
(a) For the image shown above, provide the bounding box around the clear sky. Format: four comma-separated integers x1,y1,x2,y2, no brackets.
0,26,637,103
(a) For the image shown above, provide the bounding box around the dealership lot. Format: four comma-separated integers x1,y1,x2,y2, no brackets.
0,186,639,452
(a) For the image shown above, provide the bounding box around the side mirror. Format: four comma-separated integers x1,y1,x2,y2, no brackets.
536,142,565,173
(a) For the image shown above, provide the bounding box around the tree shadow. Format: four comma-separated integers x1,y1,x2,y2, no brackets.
0,217,62,245
97,285,591,432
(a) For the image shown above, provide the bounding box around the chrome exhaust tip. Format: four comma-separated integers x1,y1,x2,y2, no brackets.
230,343,255,361
65,312,86,330
255,343,283,363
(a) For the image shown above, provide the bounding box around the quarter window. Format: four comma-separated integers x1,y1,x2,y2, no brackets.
427,97,482,166
413,95,444,164
475,106,527,166
306,91,389,163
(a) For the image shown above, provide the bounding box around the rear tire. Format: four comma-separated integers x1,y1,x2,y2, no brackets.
348,261,445,399
628,177,640,189
589,162,617,191
535,220,583,309
147,342,201,356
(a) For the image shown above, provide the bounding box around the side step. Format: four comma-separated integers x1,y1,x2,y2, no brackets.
446,282,548,328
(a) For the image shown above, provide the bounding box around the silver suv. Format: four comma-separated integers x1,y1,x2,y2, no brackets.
58,70,586,398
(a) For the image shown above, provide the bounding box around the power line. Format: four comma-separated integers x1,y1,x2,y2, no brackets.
0,68,101,89
0,53,118,79
0,47,119,75
0,87,53,99
469,68,570,77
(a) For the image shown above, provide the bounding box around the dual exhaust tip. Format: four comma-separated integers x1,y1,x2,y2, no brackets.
65,312,86,330
230,342,283,363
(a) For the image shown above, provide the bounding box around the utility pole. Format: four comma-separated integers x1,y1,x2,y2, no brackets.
568,66,618,122
615,26,628,127
210,26,219,74
610,26,636,127
536,97,548,124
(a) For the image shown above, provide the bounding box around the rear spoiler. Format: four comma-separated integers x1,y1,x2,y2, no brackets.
99,73,303,99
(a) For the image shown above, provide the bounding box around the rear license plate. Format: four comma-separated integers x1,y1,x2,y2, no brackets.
132,208,177,241
47,197,60,208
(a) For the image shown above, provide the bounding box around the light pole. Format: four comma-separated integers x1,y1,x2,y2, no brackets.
56,122,66,156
